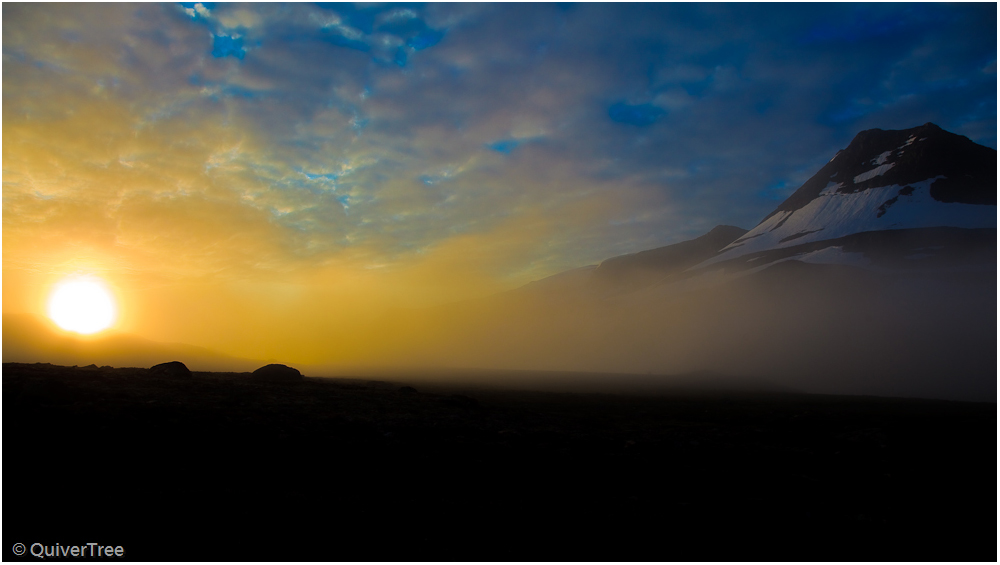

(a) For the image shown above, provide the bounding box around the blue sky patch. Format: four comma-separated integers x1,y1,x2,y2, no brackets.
408,29,445,51
759,180,793,201
487,139,521,154
608,102,666,126
827,102,872,124
799,5,939,45
212,35,245,59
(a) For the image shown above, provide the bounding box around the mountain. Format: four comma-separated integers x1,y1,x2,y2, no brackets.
698,123,996,272
519,123,996,298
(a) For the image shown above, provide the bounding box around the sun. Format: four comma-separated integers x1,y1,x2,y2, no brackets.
47,276,118,335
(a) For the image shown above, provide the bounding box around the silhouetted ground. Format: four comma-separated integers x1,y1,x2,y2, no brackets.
4,362,995,561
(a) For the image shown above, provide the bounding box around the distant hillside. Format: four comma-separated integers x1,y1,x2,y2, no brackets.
589,225,747,293
2,313,262,372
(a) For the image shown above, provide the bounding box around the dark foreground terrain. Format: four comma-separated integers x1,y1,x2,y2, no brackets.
4,362,995,561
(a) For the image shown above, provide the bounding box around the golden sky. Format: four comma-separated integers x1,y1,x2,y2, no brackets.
3,3,995,367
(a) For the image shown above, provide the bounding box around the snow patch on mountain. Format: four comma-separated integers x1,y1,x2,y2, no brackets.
854,163,895,183
700,176,996,267
872,151,893,165
819,181,844,195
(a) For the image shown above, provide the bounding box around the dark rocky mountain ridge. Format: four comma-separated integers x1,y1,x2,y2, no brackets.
707,123,996,267
764,122,997,222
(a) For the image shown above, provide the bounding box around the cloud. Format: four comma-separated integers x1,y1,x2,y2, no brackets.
181,2,210,19
216,8,261,31
652,88,696,112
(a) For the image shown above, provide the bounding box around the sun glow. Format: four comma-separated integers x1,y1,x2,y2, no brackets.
47,277,117,335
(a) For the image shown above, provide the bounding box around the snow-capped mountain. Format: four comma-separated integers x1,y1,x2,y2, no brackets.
519,122,996,298
700,123,996,270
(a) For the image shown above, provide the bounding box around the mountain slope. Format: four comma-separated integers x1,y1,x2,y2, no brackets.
590,225,747,291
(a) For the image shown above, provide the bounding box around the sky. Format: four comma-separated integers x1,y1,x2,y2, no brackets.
2,2,996,365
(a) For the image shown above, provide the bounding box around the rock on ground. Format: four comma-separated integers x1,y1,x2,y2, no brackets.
252,364,303,381
149,361,192,379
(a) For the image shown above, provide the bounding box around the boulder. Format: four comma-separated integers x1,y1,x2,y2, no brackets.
252,364,302,381
149,361,192,379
